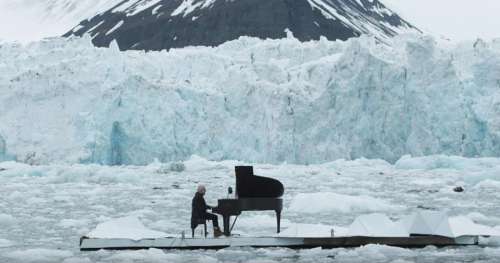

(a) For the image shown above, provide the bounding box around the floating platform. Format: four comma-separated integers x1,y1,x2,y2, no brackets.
80,235,479,251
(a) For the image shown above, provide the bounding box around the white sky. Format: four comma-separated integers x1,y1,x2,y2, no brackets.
383,0,500,41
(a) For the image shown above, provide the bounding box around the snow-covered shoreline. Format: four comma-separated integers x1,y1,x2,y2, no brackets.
2,34,500,165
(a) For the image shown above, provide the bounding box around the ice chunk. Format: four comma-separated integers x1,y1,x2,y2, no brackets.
58,218,90,229
0,238,14,248
289,192,402,214
86,216,168,240
4,249,73,263
395,155,500,184
61,257,93,263
0,213,16,226
105,248,181,262
335,244,412,261
237,214,292,230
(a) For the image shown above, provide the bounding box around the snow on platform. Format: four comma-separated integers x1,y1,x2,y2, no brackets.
348,213,408,237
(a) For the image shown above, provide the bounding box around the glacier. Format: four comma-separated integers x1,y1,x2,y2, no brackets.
1,34,500,165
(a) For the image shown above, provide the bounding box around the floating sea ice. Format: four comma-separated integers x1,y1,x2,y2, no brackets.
86,216,168,240
238,214,292,230
4,248,73,263
0,213,16,226
0,238,14,248
61,257,93,263
335,244,413,262
289,192,402,214
58,218,90,230
104,248,181,263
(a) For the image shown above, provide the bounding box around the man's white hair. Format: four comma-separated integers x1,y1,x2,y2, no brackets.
197,184,206,193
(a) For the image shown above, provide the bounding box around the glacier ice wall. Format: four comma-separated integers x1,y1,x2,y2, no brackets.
1,35,500,165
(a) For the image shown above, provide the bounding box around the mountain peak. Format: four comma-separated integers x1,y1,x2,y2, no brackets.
66,0,418,51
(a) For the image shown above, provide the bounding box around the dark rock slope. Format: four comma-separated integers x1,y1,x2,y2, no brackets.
65,0,418,51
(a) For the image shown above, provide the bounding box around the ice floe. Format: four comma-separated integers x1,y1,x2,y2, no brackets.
86,216,168,240
289,192,402,214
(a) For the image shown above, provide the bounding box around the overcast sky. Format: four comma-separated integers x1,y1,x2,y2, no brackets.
383,0,500,41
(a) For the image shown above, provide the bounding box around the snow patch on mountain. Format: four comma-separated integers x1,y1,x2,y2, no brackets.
113,0,163,16
1,34,500,165
171,0,217,17
106,21,124,35
304,0,413,39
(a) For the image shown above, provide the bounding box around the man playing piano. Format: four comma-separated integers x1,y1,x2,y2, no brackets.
191,185,223,237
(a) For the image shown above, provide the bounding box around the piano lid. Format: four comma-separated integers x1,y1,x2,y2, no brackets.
235,166,284,198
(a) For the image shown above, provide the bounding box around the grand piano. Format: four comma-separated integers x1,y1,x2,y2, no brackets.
212,166,284,236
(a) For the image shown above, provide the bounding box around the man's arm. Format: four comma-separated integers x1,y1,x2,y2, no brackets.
202,197,213,210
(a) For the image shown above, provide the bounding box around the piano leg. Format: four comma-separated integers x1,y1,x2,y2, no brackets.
222,215,231,236
276,210,281,233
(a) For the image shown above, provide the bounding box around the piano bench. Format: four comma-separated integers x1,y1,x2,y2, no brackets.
191,220,208,238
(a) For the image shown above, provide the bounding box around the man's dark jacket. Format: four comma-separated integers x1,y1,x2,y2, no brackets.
191,192,210,228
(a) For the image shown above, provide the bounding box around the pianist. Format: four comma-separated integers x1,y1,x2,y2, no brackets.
191,185,223,237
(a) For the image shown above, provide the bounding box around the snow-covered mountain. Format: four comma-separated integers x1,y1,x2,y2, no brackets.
65,0,418,51
2,35,500,165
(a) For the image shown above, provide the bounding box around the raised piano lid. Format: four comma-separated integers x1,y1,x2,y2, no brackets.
235,166,284,198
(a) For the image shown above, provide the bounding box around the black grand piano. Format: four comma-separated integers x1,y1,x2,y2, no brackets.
212,166,284,236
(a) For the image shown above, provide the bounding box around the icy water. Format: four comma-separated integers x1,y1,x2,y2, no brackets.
1,156,500,262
